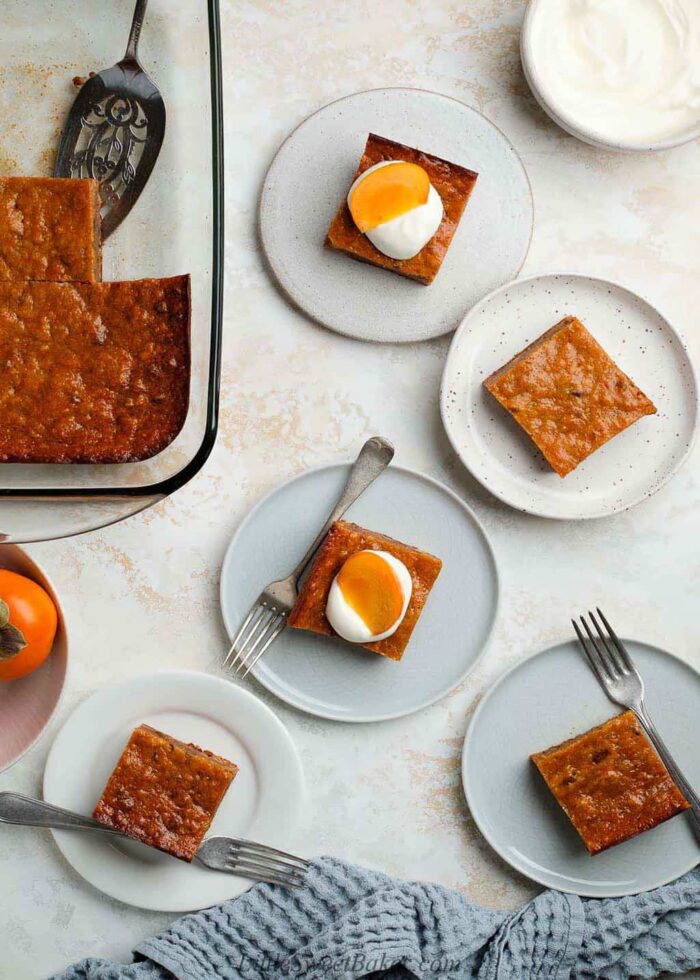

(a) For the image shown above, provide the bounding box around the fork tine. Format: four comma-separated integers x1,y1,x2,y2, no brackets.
225,846,309,874
223,604,259,668
232,610,270,673
222,858,304,885
596,607,634,671
229,607,274,673
225,852,306,875
580,615,614,679
224,853,306,881
226,604,267,670
224,858,306,885
589,609,625,676
227,840,310,868
241,614,286,679
572,619,608,686
578,616,615,680
225,857,306,886
235,611,283,677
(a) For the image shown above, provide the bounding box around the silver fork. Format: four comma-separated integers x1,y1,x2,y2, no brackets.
224,436,395,678
573,609,700,839
195,836,307,887
0,792,309,888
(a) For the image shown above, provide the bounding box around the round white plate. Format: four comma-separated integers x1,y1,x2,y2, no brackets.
220,464,499,722
462,640,700,897
260,87,533,343
441,273,698,519
43,671,304,912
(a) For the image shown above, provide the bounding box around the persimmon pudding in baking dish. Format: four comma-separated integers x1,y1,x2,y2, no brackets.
0,175,191,464
325,134,478,285
288,520,442,661
484,316,656,477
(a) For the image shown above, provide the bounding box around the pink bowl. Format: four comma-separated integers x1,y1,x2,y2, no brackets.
0,546,68,773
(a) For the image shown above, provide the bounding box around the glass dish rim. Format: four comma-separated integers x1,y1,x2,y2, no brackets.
0,0,224,502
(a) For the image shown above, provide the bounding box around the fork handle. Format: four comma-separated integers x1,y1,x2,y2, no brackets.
291,436,394,584
633,706,700,838
124,0,149,61
0,792,124,837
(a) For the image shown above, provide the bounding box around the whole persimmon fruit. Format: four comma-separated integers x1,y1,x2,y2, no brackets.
0,570,58,682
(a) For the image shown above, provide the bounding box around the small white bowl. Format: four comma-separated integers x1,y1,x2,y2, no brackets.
520,0,700,153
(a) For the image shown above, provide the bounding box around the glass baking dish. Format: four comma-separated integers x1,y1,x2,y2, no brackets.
0,0,223,542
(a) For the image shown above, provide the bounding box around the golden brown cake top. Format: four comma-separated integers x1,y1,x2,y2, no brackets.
0,176,102,282
0,275,190,464
325,133,478,285
484,316,657,477
93,724,238,862
531,710,689,854
288,520,442,661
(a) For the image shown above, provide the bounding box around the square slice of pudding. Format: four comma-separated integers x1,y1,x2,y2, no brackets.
0,176,102,281
325,134,478,285
288,520,442,661
93,724,238,861
0,275,190,463
483,316,657,477
531,710,689,855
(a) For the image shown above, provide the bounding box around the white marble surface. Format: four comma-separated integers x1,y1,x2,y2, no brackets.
2,0,700,976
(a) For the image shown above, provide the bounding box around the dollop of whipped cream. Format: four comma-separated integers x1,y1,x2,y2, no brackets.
347,161,444,260
325,550,412,643
529,0,700,144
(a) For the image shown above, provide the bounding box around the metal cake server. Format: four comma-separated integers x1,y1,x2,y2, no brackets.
0,792,308,887
54,0,166,239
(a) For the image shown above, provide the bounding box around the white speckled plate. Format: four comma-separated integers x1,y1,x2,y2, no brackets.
441,273,698,519
260,87,533,343
220,463,499,722
43,671,304,912
462,640,700,897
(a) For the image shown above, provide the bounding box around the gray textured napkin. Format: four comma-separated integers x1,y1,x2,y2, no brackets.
53,857,700,979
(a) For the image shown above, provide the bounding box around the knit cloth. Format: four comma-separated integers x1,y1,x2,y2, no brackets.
53,858,700,980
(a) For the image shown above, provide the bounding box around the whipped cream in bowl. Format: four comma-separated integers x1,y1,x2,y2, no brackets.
521,0,700,151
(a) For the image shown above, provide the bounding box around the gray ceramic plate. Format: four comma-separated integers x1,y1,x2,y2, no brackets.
441,273,699,519
220,464,499,722
462,640,700,897
260,87,533,343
